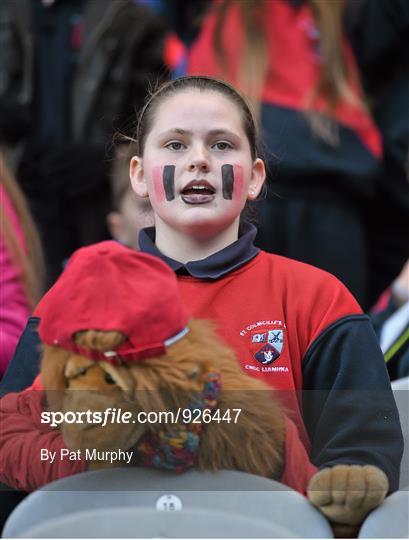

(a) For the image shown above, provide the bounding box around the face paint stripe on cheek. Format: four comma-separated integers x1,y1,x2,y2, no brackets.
163,165,175,201
152,166,165,204
221,164,234,200
232,164,244,199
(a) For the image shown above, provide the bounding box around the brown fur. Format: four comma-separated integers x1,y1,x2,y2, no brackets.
41,319,284,478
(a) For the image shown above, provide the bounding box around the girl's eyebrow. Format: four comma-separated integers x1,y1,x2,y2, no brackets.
158,128,240,139
207,129,241,139
158,128,193,138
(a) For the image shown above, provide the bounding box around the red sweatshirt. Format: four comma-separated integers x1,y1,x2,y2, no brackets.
176,250,361,448
0,233,401,492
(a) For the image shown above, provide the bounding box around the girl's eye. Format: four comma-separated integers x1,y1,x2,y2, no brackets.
213,141,233,151
165,141,184,151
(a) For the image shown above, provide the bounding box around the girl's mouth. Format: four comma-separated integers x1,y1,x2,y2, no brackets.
180,180,216,205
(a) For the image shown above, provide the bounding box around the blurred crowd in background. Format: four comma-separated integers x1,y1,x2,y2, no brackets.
1,0,408,381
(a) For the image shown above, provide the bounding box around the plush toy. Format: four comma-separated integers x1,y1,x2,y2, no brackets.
38,242,285,480
37,241,388,535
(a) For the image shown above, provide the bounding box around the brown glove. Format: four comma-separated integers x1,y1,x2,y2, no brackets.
307,465,389,536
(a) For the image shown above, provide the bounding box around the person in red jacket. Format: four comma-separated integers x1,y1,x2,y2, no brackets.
0,76,402,534
179,0,407,310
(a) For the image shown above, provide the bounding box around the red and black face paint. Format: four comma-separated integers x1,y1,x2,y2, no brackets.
222,164,235,199
163,165,175,201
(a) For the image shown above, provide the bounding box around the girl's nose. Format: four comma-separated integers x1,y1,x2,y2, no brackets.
188,147,210,173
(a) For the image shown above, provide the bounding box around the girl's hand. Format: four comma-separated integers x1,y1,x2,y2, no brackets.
307,464,388,535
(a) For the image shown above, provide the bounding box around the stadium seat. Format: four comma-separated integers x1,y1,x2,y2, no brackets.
391,377,409,488
357,377,409,538
359,489,409,538
3,469,333,538
8,508,297,538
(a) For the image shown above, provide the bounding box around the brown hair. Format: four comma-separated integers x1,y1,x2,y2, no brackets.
0,152,44,308
213,0,364,142
134,75,260,161
214,0,268,122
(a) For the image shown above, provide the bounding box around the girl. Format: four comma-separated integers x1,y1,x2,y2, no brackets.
129,75,401,487
0,77,402,523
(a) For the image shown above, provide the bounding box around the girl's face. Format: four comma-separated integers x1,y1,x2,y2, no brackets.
130,90,265,239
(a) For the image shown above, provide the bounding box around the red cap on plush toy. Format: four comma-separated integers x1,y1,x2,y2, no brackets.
36,241,189,364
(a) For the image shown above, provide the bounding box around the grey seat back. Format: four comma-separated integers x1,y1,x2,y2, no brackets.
18,508,297,538
3,469,332,538
391,377,409,488
359,490,409,538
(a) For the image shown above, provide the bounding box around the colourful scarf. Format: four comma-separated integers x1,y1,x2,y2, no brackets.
136,369,221,472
